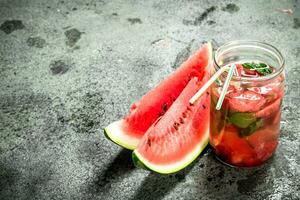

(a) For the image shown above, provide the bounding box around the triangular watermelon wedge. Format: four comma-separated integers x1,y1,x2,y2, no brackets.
132,76,210,174
104,43,212,150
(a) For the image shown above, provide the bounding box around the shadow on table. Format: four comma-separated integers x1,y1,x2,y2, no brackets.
0,161,19,199
233,157,274,195
199,152,274,199
130,146,210,200
91,148,135,193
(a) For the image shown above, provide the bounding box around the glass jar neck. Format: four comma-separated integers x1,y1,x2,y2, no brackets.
214,40,285,82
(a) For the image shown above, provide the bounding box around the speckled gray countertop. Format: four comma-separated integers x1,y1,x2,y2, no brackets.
0,0,299,199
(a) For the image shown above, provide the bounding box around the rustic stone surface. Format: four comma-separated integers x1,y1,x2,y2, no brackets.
0,0,299,199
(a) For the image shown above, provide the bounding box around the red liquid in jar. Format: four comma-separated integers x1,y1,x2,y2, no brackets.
210,63,284,167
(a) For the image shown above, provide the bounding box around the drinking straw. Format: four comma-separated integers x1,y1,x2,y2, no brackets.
189,65,231,104
215,64,236,110
233,65,239,76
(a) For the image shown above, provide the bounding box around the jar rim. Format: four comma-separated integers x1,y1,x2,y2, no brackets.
214,40,285,82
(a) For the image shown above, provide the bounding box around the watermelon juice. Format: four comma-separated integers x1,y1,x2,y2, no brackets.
210,41,285,167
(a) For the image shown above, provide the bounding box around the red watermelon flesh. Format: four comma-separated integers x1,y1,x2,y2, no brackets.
104,43,212,150
247,125,279,162
132,76,210,174
255,98,282,118
227,90,267,113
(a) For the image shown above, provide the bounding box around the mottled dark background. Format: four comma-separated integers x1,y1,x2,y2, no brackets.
0,0,299,199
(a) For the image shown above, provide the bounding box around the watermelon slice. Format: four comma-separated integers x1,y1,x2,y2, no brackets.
104,43,212,150
132,76,210,174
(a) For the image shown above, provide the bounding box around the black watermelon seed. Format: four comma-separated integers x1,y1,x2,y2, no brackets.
182,112,187,118
173,122,179,130
173,125,178,130
202,104,206,109
206,91,210,95
162,103,168,112
147,139,151,146
179,118,184,124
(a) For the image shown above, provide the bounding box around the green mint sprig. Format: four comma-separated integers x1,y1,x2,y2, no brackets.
228,112,264,137
239,119,264,137
242,62,272,76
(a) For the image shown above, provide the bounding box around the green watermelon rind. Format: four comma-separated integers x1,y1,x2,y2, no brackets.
132,153,150,171
103,120,140,150
132,128,209,174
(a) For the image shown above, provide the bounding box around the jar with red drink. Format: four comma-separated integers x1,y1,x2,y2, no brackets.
210,40,285,167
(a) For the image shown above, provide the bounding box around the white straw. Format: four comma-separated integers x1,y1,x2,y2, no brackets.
233,66,239,76
189,65,230,104
215,64,236,110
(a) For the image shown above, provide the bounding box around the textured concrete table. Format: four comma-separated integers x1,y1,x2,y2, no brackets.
0,0,299,199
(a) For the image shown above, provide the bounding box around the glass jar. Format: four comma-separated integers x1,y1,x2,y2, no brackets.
210,40,285,167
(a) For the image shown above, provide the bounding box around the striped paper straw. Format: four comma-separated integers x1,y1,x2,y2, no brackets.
215,64,236,110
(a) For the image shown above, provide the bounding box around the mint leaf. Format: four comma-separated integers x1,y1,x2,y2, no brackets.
242,62,272,76
229,112,264,137
228,112,256,128
242,63,256,69
239,119,263,137
256,63,267,68
256,67,272,76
